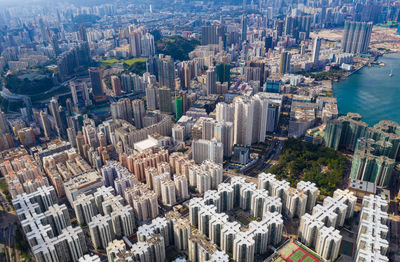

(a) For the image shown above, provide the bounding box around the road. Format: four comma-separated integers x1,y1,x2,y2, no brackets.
0,182,19,262
2,224,15,262
243,137,286,177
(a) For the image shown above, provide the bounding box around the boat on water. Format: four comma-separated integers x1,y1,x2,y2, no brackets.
389,69,393,77
379,63,385,67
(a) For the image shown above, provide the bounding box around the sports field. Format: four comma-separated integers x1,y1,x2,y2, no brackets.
278,240,321,262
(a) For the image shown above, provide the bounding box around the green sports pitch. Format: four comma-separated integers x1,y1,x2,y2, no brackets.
277,240,321,262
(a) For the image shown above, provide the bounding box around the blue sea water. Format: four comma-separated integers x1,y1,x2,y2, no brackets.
333,53,400,126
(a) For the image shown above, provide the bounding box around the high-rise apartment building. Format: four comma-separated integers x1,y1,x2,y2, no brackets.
157,55,175,90
241,15,248,42
315,226,342,262
49,97,67,139
70,82,79,107
201,25,224,45
121,74,132,93
89,67,106,102
312,36,321,64
214,121,234,157
89,214,115,250
174,174,189,201
12,186,88,262
297,181,319,213
233,94,273,146
0,110,8,134
192,139,223,164
78,25,88,42
355,195,389,262
132,99,145,129
216,102,235,123
284,15,311,39
40,111,52,139
324,113,369,151
350,138,395,187
206,66,217,95
110,98,133,122
146,85,158,110
233,98,254,146
160,178,176,206
128,27,155,57
215,63,230,85
111,76,122,96
158,87,172,114
176,96,183,120
279,51,291,74
342,21,373,54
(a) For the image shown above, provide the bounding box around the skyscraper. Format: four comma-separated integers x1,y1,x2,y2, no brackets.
110,98,133,122
201,25,224,45
241,15,247,42
132,100,145,129
192,139,223,164
206,66,217,95
111,76,122,97
129,31,141,57
121,74,132,93
174,174,189,201
51,35,61,57
176,96,183,121
0,111,9,134
284,15,311,40
215,63,230,85
78,25,88,42
234,98,254,146
264,35,273,51
315,227,342,262
214,121,234,157
82,82,92,106
157,55,175,90
146,85,158,110
40,111,52,139
49,97,67,139
89,67,106,102
183,61,193,89
67,127,77,147
216,103,235,123
312,37,321,65
266,102,281,133
279,51,291,74
324,113,369,151
341,21,373,54
128,28,155,57
160,178,176,206
39,18,48,44
70,82,79,107
350,138,395,187
158,87,172,114
88,214,115,250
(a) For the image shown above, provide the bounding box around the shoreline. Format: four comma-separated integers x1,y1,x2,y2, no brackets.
332,52,400,125
336,51,400,81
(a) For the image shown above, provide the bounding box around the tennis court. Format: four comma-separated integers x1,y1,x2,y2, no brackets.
290,250,305,262
279,242,298,258
303,257,315,262
277,240,321,262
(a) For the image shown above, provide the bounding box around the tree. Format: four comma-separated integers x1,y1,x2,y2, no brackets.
267,138,347,196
